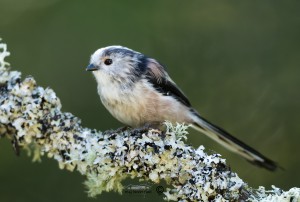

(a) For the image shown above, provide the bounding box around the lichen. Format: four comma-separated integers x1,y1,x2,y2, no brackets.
0,39,299,202
251,186,300,202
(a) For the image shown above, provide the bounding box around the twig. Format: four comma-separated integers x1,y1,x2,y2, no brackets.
0,39,299,202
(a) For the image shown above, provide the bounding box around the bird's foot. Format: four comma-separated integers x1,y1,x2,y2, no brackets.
115,126,131,133
103,126,130,135
131,122,165,136
131,124,151,135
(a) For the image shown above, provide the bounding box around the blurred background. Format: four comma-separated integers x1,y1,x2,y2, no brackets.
0,0,299,201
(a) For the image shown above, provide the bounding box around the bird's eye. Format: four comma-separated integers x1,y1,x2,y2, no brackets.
104,59,113,65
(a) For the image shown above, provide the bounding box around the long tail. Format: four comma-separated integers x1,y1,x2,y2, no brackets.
191,112,278,171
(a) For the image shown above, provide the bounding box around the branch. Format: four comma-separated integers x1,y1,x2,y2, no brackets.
0,39,299,201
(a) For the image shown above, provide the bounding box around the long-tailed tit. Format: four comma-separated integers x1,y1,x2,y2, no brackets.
86,46,277,171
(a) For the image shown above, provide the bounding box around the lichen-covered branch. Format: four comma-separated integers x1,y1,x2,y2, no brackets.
0,39,299,202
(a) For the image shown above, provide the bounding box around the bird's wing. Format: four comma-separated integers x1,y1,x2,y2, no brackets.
144,58,191,107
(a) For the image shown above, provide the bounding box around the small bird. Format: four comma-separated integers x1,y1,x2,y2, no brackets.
86,45,278,171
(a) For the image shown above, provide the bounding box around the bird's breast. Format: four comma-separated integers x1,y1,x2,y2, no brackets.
97,81,142,126
97,80,192,127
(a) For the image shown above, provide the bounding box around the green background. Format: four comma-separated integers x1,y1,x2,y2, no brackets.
0,0,299,201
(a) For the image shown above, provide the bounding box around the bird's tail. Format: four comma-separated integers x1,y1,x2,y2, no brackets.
191,112,278,171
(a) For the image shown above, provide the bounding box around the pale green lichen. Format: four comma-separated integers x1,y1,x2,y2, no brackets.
164,121,189,141
251,186,300,202
1,39,300,202
85,170,126,197
0,38,10,70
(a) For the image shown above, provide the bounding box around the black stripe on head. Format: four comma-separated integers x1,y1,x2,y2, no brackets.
104,47,148,74
104,47,136,58
134,54,148,76
104,47,149,82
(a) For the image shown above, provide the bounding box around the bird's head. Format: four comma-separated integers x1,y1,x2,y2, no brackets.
86,46,148,84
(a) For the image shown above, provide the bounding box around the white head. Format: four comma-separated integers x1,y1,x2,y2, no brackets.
86,46,148,85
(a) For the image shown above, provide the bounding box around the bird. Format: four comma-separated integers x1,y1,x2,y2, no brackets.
86,45,278,171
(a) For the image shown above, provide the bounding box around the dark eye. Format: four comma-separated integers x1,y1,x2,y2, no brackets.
104,58,113,65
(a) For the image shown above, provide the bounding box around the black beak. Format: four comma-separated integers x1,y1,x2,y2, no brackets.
86,63,99,71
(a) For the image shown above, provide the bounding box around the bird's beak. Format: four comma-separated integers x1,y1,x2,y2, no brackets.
86,63,99,71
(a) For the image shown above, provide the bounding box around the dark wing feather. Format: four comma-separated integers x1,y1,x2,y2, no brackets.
144,58,191,107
